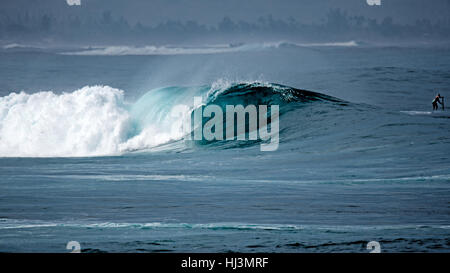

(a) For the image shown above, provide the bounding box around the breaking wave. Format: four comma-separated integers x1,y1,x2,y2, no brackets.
0,81,340,157
60,41,359,56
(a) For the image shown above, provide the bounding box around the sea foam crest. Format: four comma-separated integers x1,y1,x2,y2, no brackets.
0,86,188,157
0,86,131,157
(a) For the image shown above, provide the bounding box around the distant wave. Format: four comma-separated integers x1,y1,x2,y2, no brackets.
1,43,69,53
62,44,242,56
0,218,447,231
0,41,358,55
2,43,27,49
60,41,359,56
0,81,338,157
1,43,46,50
292,41,359,47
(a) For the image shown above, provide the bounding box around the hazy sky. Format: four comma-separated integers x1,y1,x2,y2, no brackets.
2,0,450,26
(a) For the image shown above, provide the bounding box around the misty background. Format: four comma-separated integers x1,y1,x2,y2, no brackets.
1,0,450,47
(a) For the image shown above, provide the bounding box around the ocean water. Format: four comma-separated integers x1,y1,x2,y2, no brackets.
0,43,449,252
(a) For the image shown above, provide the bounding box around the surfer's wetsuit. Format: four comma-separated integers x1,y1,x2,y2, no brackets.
432,95,442,111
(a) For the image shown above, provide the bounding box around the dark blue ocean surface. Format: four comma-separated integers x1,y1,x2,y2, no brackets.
0,44,449,252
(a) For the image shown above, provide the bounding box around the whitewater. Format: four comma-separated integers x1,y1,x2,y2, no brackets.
0,85,183,157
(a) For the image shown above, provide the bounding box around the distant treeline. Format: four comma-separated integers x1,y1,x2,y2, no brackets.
1,8,450,45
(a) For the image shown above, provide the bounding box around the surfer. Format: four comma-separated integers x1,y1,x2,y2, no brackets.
432,94,443,111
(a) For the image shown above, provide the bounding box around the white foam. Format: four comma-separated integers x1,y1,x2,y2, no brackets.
61,41,358,56
296,41,358,47
401,111,433,115
2,43,25,49
0,218,446,231
0,86,187,157
1,43,42,50
62,45,243,56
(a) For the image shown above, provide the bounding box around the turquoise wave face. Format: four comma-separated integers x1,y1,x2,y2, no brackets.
125,81,347,151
